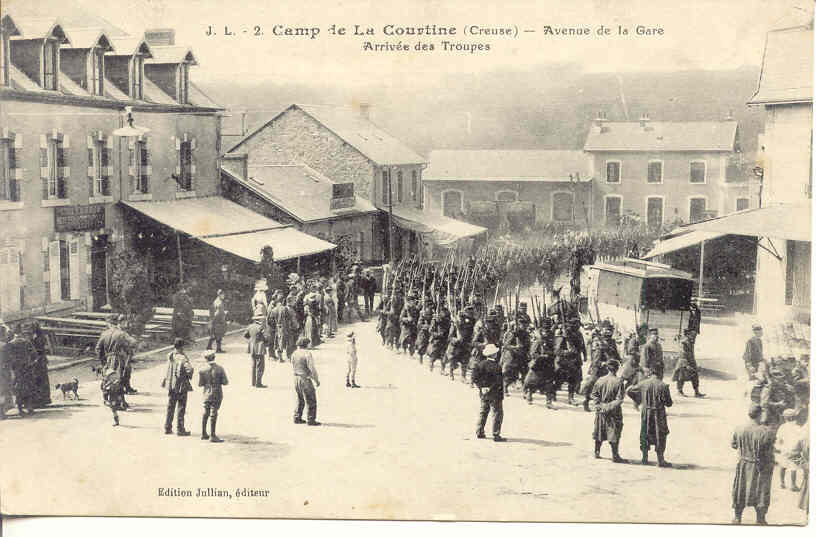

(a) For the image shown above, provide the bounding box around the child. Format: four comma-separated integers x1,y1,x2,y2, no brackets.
346,332,360,388
776,408,804,491
323,287,337,338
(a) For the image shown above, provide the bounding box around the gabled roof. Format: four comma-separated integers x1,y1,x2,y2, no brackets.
748,25,813,105
8,17,71,43
106,36,153,58
188,82,220,109
583,121,738,152
221,163,379,223
145,45,198,65
229,104,427,166
425,150,590,182
1,14,22,36
62,27,114,51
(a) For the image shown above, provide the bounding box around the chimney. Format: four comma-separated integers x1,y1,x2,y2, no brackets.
144,28,175,46
639,112,651,129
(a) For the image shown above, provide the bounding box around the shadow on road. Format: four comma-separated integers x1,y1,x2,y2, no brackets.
700,367,738,381
218,434,292,457
321,422,375,429
507,437,572,447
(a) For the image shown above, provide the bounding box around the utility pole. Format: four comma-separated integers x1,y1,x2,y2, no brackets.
387,168,395,263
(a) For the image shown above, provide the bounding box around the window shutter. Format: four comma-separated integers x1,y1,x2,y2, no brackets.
0,247,21,314
49,240,61,303
10,134,22,181
57,139,68,198
69,239,80,299
87,135,95,196
40,135,49,199
173,136,181,179
62,134,70,148
0,248,9,314
128,138,136,187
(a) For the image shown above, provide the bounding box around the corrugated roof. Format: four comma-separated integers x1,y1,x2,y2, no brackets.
682,202,811,242
425,150,590,182
121,196,285,237
749,25,813,105
223,164,378,223
145,45,197,65
584,121,738,152
201,227,336,262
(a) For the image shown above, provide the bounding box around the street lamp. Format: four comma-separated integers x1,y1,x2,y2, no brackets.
113,106,150,137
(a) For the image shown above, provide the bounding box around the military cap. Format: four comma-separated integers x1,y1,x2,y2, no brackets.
173,337,185,349
204,350,216,361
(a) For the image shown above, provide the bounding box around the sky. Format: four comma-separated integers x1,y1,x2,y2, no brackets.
9,0,814,88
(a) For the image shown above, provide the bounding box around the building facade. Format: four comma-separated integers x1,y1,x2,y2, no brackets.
584,118,750,230
0,7,222,322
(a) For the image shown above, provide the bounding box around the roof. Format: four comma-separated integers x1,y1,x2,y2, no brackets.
145,45,198,65
121,196,285,237
1,14,22,36
106,36,152,58
142,75,177,105
583,121,738,152
391,206,487,247
590,261,693,280
643,230,727,259
120,196,335,262
103,77,130,101
62,27,114,50
8,17,70,43
188,82,221,109
682,202,811,242
230,104,427,165
201,227,336,262
749,25,813,105
425,150,590,182
222,164,378,223
9,64,48,93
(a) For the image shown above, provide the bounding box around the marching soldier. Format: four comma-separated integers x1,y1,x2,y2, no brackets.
414,297,435,364
445,305,476,382
428,303,451,373
399,291,420,357
162,338,193,436
582,321,620,412
500,307,531,394
524,317,555,407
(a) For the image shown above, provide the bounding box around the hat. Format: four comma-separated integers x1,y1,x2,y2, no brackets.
782,408,798,419
173,337,185,349
482,343,500,357
752,324,763,331
217,289,225,295
204,350,216,361
519,302,528,310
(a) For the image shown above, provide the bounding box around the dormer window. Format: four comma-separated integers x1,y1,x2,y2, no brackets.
42,39,58,90
130,55,144,99
0,29,9,86
89,47,104,95
177,62,188,104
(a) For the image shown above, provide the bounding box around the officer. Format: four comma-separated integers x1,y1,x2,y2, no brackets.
199,350,228,443
641,327,665,379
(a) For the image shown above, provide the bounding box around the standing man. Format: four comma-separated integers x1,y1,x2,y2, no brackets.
206,289,227,353
471,343,505,442
591,359,626,463
29,322,51,408
627,365,674,467
345,332,360,388
162,338,193,436
641,328,665,380
292,336,321,426
743,325,764,381
335,274,346,324
172,286,194,345
673,328,705,397
7,325,36,417
244,313,267,388
199,350,228,443
362,269,377,316
731,404,776,525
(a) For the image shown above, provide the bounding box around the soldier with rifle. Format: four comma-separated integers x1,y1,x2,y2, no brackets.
415,296,435,365
399,290,421,357
524,317,556,408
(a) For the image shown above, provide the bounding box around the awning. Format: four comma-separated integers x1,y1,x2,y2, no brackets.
682,203,812,242
390,206,487,247
643,230,726,259
200,227,336,262
120,197,335,261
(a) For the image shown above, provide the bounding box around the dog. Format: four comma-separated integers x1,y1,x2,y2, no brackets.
55,378,80,400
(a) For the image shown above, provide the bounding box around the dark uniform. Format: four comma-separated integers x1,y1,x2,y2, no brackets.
472,350,505,441
672,330,704,397
414,300,434,363
171,289,194,344
427,307,451,372
627,372,673,466
743,331,764,380
445,307,476,381
523,323,555,406
500,318,531,393
592,366,626,462
162,346,193,435
244,320,266,387
198,354,228,442
641,332,665,380
398,295,420,356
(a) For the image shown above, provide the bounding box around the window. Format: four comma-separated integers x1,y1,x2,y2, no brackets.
411,170,418,202
736,198,749,212
89,138,110,197
396,171,403,203
89,48,104,95
495,190,518,202
1,138,19,202
59,240,70,301
689,161,706,184
42,138,66,199
646,197,664,230
689,197,706,223
552,192,574,222
42,40,58,90
0,32,9,86
647,161,663,183
442,190,463,218
605,161,621,183
381,170,389,204
130,56,144,99
134,140,149,193
177,63,189,104
604,196,622,226
179,140,193,191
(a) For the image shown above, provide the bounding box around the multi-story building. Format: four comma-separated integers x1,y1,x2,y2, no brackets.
422,150,592,230
0,4,332,323
225,103,485,261
584,116,749,230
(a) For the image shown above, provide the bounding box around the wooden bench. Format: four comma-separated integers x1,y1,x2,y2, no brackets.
35,316,107,355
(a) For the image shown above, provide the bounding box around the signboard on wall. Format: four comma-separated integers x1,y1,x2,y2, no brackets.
54,205,106,232
330,182,355,210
